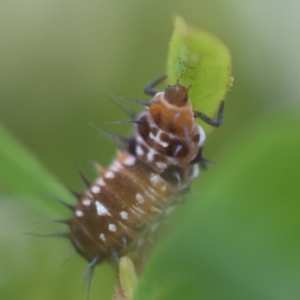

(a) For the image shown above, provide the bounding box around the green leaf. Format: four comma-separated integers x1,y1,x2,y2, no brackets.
133,108,300,300
167,17,232,131
0,123,73,216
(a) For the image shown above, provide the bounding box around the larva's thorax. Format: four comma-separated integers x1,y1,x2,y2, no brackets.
150,85,195,135
136,84,204,166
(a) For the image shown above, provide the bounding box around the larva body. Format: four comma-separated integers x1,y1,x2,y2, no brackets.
69,82,210,264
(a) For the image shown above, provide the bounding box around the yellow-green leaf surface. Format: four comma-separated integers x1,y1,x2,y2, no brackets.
167,17,232,131
119,256,139,299
133,109,300,300
0,123,73,216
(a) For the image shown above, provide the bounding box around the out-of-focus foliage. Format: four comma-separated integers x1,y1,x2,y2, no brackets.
134,109,300,300
0,124,73,216
1,1,300,300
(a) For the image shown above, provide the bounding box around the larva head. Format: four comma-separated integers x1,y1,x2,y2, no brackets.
149,83,195,135
164,83,190,107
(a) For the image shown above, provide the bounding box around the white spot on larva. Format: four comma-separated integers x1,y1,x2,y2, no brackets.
123,156,136,166
149,132,156,141
149,131,169,147
91,185,101,194
191,164,199,178
108,224,117,232
110,165,118,172
105,171,115,179
111,161,123,172
99,233,106,241
198,125,206,146
158,140,168,147
136,193,144,204
95,201,111,216
75,210,84,217
150,173,161,186
173,112,181,122
147,148,156,162
82,199,92,206
136,134,144,144
96,177,106,186
116,161,122,168
156,161,167,169
136,145,144,156
157,131,169,147
120,211,128,220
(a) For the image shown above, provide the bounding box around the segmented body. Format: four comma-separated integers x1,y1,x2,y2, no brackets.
69,83,206,263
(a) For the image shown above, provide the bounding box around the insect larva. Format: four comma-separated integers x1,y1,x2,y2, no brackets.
68,76,224,264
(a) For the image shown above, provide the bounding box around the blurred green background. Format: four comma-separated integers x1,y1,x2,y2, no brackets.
1,0,300,299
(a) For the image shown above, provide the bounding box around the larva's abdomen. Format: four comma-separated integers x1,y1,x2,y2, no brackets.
69,157,176,262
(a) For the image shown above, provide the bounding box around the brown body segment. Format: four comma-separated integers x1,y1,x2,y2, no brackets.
69,82,205,264
70,157,176,262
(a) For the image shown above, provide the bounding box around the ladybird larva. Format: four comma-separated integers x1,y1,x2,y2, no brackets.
66,76,224,268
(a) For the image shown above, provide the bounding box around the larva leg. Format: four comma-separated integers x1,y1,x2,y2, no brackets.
110,248,120,264
194,100,225,128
